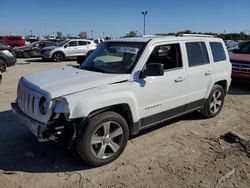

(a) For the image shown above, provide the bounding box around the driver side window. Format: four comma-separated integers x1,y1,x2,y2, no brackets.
146,43,182,70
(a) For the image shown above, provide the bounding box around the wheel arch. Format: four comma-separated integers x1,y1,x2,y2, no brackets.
87,103,134,135
52,50,66,58
0,56,8,71
214,80,228,93
0,56,8,65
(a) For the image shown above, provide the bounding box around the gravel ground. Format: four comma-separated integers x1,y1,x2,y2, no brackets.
0,58,250,188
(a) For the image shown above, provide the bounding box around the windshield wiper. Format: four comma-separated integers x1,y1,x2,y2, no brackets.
82,66,104,73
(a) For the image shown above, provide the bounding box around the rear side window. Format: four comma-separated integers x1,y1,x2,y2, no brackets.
210,42,226,62
186,42,209,67
79,41,88,45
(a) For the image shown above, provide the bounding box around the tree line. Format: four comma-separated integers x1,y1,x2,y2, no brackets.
124,30,250,40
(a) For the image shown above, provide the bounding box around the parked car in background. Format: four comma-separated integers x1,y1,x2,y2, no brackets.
0,42,16,71
26,35,38,41
93,38,105,45
48,35,56,40
41,39,97,62
230,41,250,82
0,35,25,48
15,41,57,58
225,40,238,51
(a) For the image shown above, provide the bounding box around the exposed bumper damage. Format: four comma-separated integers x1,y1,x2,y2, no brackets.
11,102,75,142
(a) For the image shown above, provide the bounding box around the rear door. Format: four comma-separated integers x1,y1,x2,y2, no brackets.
185,41,213,109
77,40,90,56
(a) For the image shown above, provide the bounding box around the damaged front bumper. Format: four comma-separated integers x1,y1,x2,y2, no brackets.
11,102,70,142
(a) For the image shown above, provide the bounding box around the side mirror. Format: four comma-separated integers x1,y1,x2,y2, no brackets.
141,63,164,78
64,45,68,48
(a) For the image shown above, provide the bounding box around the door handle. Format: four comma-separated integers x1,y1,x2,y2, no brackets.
205,71,211,76
175,77,185,83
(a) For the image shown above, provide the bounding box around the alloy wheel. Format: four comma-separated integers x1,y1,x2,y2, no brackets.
90,121,124,159
210,90,223,113
53,53,63,62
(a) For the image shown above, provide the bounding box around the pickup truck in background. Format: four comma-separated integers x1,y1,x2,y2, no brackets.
230,41,250,82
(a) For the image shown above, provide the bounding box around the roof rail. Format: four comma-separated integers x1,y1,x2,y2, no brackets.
179,34,214,38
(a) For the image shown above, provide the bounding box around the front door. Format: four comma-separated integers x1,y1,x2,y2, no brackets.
64,41,78,56
134,42,188,128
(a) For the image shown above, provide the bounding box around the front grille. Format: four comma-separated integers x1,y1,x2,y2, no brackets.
17,81,38,117
231,61,250,74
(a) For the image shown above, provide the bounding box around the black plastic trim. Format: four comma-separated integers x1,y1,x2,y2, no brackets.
131,99,205,135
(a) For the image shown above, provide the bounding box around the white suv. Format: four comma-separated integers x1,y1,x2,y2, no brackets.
12,35,231,166
41,39,97,62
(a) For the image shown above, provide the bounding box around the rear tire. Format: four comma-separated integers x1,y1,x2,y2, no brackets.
76,111,129,167
201,85,225,118
76,56,86,65
52,52,64,62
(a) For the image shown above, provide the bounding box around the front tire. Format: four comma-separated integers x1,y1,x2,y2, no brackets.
0,59,7,72
52,52,64,62
201,85,225,118
76,111,129,167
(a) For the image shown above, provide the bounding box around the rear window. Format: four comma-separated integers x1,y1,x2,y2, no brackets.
210,42,226,62
186,42,209,67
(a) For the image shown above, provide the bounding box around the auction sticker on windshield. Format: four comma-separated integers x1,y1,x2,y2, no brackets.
119,47,139,54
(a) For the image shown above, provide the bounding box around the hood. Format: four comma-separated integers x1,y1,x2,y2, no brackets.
21,66,131,99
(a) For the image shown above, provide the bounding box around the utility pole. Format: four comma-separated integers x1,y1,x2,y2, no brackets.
141,11,148,35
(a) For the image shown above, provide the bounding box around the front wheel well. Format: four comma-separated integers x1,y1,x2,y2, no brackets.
52,51,65,57
87,104,134,135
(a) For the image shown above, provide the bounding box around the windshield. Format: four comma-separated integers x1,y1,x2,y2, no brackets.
80,42,146,74
56,40,69,47
29,41,39,47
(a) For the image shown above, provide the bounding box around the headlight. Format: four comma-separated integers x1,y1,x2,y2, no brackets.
39,97,50,115
2,50,14,57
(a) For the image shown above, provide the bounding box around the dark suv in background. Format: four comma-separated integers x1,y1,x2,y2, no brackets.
0,42,16,72
15,41,57,58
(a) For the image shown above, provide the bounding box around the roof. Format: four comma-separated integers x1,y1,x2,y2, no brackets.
109,35,222,43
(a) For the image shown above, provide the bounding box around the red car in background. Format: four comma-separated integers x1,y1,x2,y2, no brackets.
0,35,25,47
230,41,250,82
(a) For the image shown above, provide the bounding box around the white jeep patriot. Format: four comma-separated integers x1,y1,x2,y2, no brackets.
12,35,232,166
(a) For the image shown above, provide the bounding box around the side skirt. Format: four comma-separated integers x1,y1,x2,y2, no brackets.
131,99,205,135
